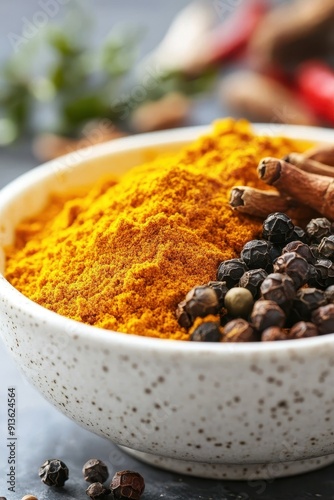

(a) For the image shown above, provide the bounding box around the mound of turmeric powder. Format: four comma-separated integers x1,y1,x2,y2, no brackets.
5,119,309,340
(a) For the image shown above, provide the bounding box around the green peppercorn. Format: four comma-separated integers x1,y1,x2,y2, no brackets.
222,319,258,342
251,300,285,331
190,322,222,342
224,287,254,318
185,285,219,321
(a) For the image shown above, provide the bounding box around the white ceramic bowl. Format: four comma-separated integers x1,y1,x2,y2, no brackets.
1,125,334,481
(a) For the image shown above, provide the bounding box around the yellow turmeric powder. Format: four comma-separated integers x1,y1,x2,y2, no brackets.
5,119,310,340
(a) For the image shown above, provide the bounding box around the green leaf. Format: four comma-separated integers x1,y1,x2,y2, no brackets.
100,27,142,77
62,94,110,125
47,29,81,57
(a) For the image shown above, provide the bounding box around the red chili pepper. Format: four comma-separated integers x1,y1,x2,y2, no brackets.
295,61,334,124
208,0,269,63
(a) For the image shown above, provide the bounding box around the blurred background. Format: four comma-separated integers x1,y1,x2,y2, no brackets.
0,0,334,166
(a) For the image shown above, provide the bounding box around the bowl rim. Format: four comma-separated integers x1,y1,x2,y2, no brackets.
1,122,334,355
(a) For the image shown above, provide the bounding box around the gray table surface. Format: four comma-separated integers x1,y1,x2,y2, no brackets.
1,1,334,499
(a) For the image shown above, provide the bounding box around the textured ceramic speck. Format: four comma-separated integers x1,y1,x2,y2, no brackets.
1,125,334,480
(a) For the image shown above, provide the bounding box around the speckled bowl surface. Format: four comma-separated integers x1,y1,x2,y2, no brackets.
1,124,334,480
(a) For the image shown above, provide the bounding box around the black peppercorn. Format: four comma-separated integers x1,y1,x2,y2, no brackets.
260,273,295,311
239,268,268,299
250,300,286,331
222,319,258,342
286,225,307,243
296,287,327,312
318,235,334,259
240,239,273,272
86,482,111,499
190,322,222,342
219,310,234,326
309,244,320,260
262,327,290,341
282,241,315,264
306,217,332,243
325,285,334,303
269,244,282,263
207,280,228,308
83,459,109,484
289,321,318,339
287,287,327,325
224,287,254,318
185,285,219,321
307,264,322,288
262,212,294,244
110,470,145,500
312,259,334,288
216,258,248,288
286,303,306,326
39,459,69,487
176,300,192,329
312,304,334,334
273,252,309,289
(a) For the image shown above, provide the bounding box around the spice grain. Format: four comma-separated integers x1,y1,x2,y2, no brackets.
38,459,69,487
190,321,222,342
110,470,145,500
83,459,109,484
86,482,111,499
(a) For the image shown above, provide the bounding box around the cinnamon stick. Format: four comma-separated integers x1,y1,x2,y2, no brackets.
304,144,334,166
229,185,317,221
284,152,334,177
258,157,334,219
